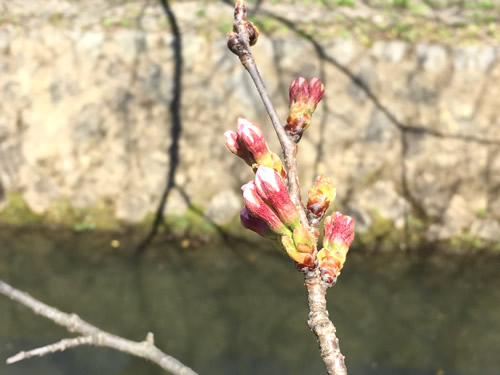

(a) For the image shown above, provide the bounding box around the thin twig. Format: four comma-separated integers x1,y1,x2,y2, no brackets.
0,280,198,375
7,336,94,364
228,2,348,374
305,271,347,375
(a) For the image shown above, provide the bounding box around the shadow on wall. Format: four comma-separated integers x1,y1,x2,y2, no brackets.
136,0,183,253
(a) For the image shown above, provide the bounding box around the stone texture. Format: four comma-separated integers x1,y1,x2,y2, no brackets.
354,181,409,231
470,220,500,243
205,190,241,225
0,0,498,244
427,195,475,241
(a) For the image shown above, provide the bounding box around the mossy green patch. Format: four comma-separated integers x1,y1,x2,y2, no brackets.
0,193,42,225
355,211,499,253
449,231,487,251
356,213,403,250
0,194,119,230
165,204,219,239
475,208,488,219
355,211,431,251
45,199,119,231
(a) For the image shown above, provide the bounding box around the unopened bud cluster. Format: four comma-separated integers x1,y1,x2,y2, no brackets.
225,15,353,284
241,166,317,270
317,212,355,286
224,119,354,283
286,77,325,142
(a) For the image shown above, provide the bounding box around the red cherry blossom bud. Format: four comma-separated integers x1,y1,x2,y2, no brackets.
307,77,325,111
285,77,325,143
289,77,309,106
237,118,286,176
237,118,268,161
318,212,355,286
224,130,255,166
242,181,291,237
224,130,239,154
281,235,316,270
240,206,275,239
323,212,355,250
255,166,300,229
307,176,336,225
224,118,286,177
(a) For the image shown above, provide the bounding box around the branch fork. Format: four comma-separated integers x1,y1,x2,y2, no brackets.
0,280,198,375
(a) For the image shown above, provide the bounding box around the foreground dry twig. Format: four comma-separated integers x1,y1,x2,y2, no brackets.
0,280,198,375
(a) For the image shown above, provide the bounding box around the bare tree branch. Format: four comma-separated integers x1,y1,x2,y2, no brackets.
305,272,347,375
0,280,198,375
7,336,94,364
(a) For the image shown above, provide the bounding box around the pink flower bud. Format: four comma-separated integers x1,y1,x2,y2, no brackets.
307,77,325,111
224,130,255,166
224,130,239,154
237,118,268,161
255,166,299,229
323,212,355,250
318,212,354,286
307,176,336,225
289,77,309,106
225,118,286,177
242,181,291,237
240,206,275,239
285,77,325,143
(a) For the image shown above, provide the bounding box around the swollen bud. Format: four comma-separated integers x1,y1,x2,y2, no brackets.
285,77,325,142
289,77,309,104
240,206,275,239
307,176,336,225
307,77,325,111
246,21,259,46
227,31,245,56
323,212,355,250
224,118,286,178
318,212,355,287
242,181,291,237
224,130,255,166
255,166,299,229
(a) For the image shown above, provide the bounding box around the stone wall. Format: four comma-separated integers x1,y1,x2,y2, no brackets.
0,1,499,247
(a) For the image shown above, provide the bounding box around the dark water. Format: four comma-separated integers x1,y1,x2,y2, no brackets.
1,228,500,375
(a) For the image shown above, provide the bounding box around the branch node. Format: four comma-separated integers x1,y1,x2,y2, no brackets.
146,332,155,345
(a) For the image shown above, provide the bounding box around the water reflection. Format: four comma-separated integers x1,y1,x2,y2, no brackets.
1,228,499,375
